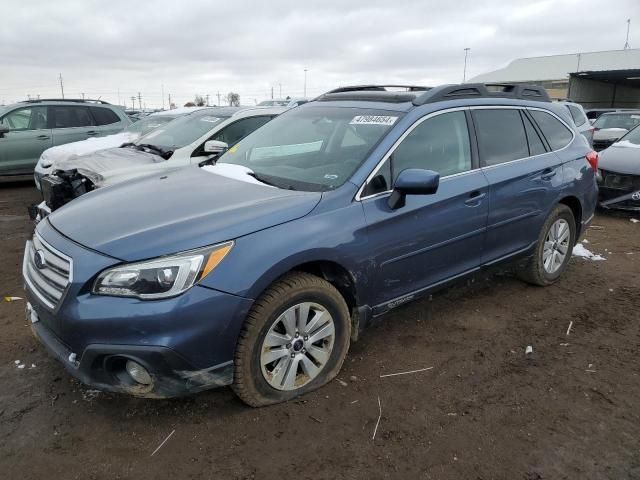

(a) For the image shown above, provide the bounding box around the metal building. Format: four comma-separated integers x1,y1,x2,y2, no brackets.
470,49,640,107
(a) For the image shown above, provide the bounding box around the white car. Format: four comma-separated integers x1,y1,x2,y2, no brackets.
33,107,208,189
35,106,285,219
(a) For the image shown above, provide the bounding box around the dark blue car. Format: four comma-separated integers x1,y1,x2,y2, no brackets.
23,84,599,406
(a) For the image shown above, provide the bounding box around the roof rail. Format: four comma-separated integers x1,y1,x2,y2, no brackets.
326,85,431,94
19,98,111,105
413,83,551,105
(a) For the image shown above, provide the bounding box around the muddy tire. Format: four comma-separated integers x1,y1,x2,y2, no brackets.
232,272,351,407
517,204,576,286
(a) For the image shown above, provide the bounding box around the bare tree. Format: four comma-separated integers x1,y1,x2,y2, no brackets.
194,94,206,106
226,92,240,107
184,101,196,107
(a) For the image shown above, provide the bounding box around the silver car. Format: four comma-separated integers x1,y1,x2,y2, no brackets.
559,101,593,146
0,99,130,176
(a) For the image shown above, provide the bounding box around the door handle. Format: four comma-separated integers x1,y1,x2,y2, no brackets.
541,168,557,180
465,191,486,206
86,130,98,136
37,135,50,140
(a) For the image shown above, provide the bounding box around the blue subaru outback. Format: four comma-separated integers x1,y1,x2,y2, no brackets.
23,84,599,406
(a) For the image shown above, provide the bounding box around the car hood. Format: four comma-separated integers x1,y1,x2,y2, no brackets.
593,128,628,141
54,146,165,187
40,132,139,169
599,141,640,175
48,165,322,261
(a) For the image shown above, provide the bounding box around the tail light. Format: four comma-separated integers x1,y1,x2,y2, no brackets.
586,151,598,171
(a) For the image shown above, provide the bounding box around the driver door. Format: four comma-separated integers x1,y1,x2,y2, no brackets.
0,106,52,174
360,110,489,308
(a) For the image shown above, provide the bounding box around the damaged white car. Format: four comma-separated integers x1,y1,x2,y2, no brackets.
32,106,285,220
33,107,212,190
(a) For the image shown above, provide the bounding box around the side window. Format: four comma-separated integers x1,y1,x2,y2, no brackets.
90,107,120,126
1,106,48,130
392,111,471,180
530,110,573,151
522,113,547,156
473,109,528,166
52,106,95,128
566,105,586,127
361,111,472,197
74,107,94,127
211,116,272,146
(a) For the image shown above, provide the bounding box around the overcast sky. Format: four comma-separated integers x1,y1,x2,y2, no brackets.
1,0,638,108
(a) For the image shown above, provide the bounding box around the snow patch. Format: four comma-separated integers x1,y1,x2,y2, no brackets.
201,164,274,187
613,140,640,149
572,243,606,261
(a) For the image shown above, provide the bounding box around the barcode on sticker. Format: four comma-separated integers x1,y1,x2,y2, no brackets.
350,115,398,126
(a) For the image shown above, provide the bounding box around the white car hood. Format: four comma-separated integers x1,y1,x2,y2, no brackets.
39,131,139,169
55,147,166,187
593,128,628,141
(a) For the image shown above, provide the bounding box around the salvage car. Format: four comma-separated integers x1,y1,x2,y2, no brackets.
592,110,640,151
597,124,640,212
23,83,598,405
33,107,207,189
0,99,130,177
34,106,285,219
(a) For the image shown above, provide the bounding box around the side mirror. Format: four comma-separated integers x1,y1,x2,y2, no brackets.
388,168,440,210
0,125,9,138
203,140,228,155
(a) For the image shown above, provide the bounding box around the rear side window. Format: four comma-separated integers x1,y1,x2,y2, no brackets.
566,105,586,127
473,109,528,166
91,107,120,126
530,110,573,151
522,114,547,156
52,106,95,128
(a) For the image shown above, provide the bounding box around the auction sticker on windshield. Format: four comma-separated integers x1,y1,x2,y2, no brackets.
350,115,398,126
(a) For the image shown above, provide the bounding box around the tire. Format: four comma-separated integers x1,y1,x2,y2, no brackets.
233,272,351,407
517,204,576,286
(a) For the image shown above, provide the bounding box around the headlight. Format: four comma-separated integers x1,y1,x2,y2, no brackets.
92,241,233,299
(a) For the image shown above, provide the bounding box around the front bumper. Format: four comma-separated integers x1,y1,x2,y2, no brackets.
24,221,253,397
597,170,640,211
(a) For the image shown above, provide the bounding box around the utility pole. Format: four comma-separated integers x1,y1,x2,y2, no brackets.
161,84,165,110
58,73,65,99
279,83,282,98
130,96,135,109
271,86,274,99
81,92,85,100
217,91,221,106
462,48,471,83
624,18,631,49
168,93,172,109
304,68,308,97
138,92,142,111
206,94,210,106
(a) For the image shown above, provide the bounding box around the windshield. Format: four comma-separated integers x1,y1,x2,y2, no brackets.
594,113,640,130
617,125,640,146
124,115,177,137
217,106,403,191
134,111,229,150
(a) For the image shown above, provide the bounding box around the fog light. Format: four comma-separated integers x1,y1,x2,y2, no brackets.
125,360,153,385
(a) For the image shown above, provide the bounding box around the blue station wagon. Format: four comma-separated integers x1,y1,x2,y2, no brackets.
23,83,599,406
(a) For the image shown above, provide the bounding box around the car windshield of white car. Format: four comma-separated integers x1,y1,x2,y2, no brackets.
135,113,229,150
594,113,640,130
217,106,402,192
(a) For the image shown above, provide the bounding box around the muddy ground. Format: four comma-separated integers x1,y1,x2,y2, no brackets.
0,181,639,480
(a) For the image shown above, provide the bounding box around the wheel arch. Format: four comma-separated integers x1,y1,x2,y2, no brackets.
557,195,583,241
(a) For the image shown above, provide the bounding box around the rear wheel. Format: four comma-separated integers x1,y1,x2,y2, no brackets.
517,204,576,286
233,272,351,407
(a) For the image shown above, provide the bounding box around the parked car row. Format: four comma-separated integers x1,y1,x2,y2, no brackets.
20,82,600,406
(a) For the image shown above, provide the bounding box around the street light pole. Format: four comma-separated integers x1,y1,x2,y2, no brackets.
624,18,631,49
463,48,471,83
304,68,308,97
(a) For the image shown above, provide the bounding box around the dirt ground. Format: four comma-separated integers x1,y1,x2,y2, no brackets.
0,181,638,480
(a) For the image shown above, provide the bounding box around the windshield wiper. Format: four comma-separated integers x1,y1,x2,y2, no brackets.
249,172,296,190
137,143,165,154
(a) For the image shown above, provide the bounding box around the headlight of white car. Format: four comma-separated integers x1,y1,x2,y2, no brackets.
38,151,53,168
92,242,233,299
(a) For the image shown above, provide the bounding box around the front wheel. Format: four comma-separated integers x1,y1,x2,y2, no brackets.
517,204,576,286
233,272,351,407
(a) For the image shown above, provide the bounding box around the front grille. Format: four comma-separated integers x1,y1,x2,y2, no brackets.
23,233,72,310
600,170,640,192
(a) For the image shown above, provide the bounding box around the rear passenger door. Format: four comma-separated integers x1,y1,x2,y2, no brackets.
50,105,98,147
473,107,568,264
361,110,489,308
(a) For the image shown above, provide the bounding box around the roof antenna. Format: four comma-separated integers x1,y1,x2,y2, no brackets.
624,18,631,49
